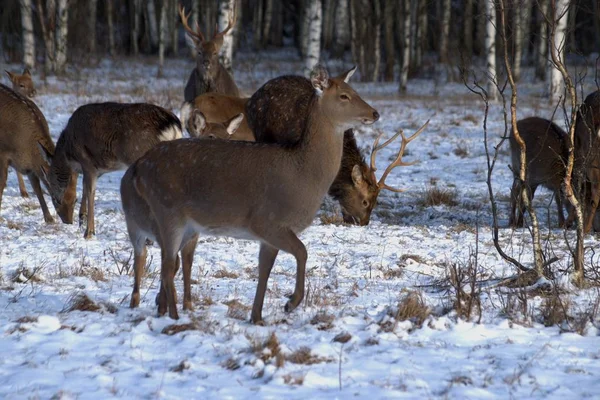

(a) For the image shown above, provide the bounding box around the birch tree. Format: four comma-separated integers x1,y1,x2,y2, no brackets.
36,0,56,74
463,0,474,63
399,0,411,92
484,0,498,101
549,0,570,103
218,0,237,74
304,0,322,76
19,0,35,69
412,0,427,71
332,0,350,57
157,0,167,77
55,0,69,74
535,0,549,80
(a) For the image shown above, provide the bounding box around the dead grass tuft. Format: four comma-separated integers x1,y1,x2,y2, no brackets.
224,299,250,320
213,269,239,279
286,346,332,365
250,332,284,367
395,292,430,327
332,332,352,344
5,220,23,230
15,316,38,323
453,143,469,158
319,213,344,225
283,373,305,385
170,360,191,372
463,114,479,124
222,357,241,370
418,186,458,207
74,266,107,282
62,292,117,314
11,265,43,283
162,323,199,335
310,311,335,331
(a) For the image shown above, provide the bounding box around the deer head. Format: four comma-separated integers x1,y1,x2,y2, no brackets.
189,109,244,139
5,68,36,97
179,4,235,80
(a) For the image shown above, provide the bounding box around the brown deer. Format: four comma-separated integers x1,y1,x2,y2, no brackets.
5,68,37,198
180,102,244,139
0,83,55,223
246,72,425,225
180,93,253,140
569,90,600,233
42,102,182,239
180,5,240,102
508,117,569,228
121,65,380,323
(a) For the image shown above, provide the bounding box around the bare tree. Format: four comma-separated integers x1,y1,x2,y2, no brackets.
157,0,167,77
106,0,116,56
19,0,35,69
463,0,474,63
549,0,569,103
383,0,395,81
485,0,498,101
439,0,451,63
513,0,532,81
147,0,159,48
218,0,236,73
262,0,274,47
189,0,199,57
535,0,549,81
130,0,142,55
399,0,411,92
333,0,350,58
36,0,56,74
322,0,335,50
413,0,427,71
253,0,264,48
55,0,68,73
372,0,381,82
304,0,322,75
170,0,179,56
87,0,98,55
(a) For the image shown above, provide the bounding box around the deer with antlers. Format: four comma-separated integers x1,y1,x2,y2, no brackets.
246,72,427,225
179,4,240,102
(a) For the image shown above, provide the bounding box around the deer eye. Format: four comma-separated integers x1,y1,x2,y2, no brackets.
340,94,350,101
19,84,25,88
362,200,369,208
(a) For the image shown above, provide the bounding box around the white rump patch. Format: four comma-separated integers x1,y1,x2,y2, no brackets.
158,124,183,142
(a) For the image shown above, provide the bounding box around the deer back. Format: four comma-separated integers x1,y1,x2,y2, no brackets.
5,69,36,98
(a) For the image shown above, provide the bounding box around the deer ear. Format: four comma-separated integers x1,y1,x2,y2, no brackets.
351,164,364,186
226,113,244,136
37,143,53,165
179,102,193,136
23,68,31,77
310,64,330,95
339,66,357,83
5,70,14,81
192,109,208,135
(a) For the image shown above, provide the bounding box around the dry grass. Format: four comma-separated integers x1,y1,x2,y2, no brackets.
213,269,239,279
283,373,305,386
224,299,250,320
463,114,479,124
418,186,458,207
332,332,352,343
162,323,199,336
453,142,469,158
73,266,107,282
162,313,217,335
11,265,43,283
5,220,23,230
310,311,335,331
222,357,241,370
285,346,332,365
379,291,430,333
170,360,191,372
249,332,285,367
319,212,344,225
61,292,117,314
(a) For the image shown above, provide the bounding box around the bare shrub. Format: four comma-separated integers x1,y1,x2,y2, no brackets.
249,332,284,367
418,186,458,207
445,247,482,322
310,311,335,331
162,323,199,336
379,291,430,333
224,299,250,320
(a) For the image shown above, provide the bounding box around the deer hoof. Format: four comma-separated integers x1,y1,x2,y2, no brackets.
130,293,140,308
183,300,194,311
83,229,95,239
44,215,55,224
20,191,29,198
168,308,179,320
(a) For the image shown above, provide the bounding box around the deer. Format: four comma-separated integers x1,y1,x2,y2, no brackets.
121,64,380,324
179,5,240,103
41,102,182,239
5,68,37,198
0,83,55,223
508,117,570,228
246,73,426,225
567,90,600,233
180,93,253,140
180,102,244,139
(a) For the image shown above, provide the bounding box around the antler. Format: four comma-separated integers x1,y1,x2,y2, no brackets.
213,2,236,41
178,4,205,44
370,120,430,192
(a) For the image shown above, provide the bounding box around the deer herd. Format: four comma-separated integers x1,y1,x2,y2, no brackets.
1,6,599,324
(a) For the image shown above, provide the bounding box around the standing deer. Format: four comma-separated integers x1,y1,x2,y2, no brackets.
508,117,569,228
0,83,55,223
180,93,253,140
43,102,182,239
180,5,240,102
180,102,244,139
246,73,425,225
122,65,380,323
5,68,37,198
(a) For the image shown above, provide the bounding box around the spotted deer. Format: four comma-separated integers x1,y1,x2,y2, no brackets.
0,83,55,222
42,102,182,239
246,72,426,225
180,102,244,139
180,5,240,102
121,65,380,323
509,117,569,228
5,68,37,198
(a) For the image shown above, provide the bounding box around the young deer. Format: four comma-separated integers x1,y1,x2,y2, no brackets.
5,68,37,198
0,83,55,223
121,65,379,323
180,102,244,139
43,102,182,239
180,5,240,102
509,117,569,228
246,73,425,225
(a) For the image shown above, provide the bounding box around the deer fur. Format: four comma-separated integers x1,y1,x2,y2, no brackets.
180,102,244,139
181,93,253,141
44,102,182,239
245,72,382,225
121,65,379,323
509,117,569,228
0,83,55,222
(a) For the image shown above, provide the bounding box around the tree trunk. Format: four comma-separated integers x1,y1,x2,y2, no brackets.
349,0,357,62
300,0,311,57
535,0,549,81
262,0,274,47
147,0,159,47
106,0,116,56
322,0,335,50
439,0,451,63
399,0,411,92
19,0,35,69
189,0,199,57
413,0,427,70
37,0,56,74
333,0,350,58
218,0,236,74
549,0,569,103
171,0,179,56
87,0,98,55
372,0,381,82
485,0,498,100
270,0,283,46
383,0,395,81
463,0,474,64
130,0,142,55
55,0,68,74
158,0,167,77
253,0,264,48
304,0,322,76
513,0,531,82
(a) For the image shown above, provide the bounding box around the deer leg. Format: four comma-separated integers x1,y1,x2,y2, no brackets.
28,173,54,223
158,248,179,320
250,243,279,325
509,178,521,227
130,242,147,309
181,235,199,311
16,171,29,198
555,190,566,228
82,172,97,239
0,158,8,216
79,190,87,227
584,183,600,234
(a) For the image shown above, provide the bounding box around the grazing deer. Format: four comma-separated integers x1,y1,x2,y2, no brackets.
43,102,182,239
509,117,569,228
122,65,380,323
180,5,240,102
246,73,425,225
180,93,253,140
0,83,55,223
180,102,244,139
5,68,37,198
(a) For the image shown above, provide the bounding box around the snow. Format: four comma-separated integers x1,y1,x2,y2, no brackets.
1,50,600,399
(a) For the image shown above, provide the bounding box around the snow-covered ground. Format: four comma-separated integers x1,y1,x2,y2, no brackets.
1,51,600,399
